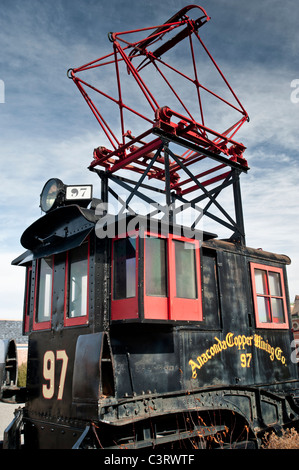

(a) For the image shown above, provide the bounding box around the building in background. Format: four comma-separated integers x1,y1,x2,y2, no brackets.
0,320,28,365
291,296,299,362
291,296,299,338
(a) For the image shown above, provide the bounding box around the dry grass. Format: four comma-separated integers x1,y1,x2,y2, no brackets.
17,362,27,387
262,427,299,449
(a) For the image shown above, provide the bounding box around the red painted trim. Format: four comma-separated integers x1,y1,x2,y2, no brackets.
143,231,168,320
63,250,69,325
143,231,203,322
111,230,203,322
24,266,32,333
250,262,289,330
168,235,203,322
111,232,139,320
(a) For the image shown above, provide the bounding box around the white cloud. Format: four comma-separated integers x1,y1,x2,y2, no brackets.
0,253,26,320
240,161,299,303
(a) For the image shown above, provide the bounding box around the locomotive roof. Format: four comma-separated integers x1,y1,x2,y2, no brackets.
12,203,291,267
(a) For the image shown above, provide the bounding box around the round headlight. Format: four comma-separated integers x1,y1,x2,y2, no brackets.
40,178,65,213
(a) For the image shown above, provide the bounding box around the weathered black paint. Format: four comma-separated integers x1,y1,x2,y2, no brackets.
3,206,299,449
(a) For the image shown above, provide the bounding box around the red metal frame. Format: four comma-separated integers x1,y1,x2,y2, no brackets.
111,232,139,321
24,266,32,333
69,5,248,195
144,232,203,322
111,229,203,322
143,231,168,321
167,235,202,321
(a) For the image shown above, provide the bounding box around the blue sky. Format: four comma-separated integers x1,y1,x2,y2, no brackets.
0,0,298,319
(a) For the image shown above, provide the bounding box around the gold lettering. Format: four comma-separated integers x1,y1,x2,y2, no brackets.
270,347,275,361
189,360,201,379
202,353,208,363
226,332,234,348
275,347,282,361
189,331,286,378
196,355,204,368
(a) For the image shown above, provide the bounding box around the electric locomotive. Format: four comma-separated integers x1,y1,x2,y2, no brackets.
1,5,299,449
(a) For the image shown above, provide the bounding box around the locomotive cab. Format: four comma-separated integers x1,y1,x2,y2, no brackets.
4,180,299,449
111,224,204,323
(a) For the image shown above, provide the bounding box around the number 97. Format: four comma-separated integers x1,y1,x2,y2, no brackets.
240,353,252,368
42,350,68,400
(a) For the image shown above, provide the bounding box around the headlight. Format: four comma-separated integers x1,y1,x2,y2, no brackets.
40,178,65,213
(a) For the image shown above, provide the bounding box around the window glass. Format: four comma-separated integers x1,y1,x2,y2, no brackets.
37,257,53,323
174,240,197,299
252,263,287,328
67,243,88,318
256,296,271,323
269,272,282,297
113,238,136,300
254,269,268,295
271,298,284,323
145,237,167,296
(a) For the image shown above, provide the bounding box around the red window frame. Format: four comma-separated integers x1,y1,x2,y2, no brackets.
111,231,203,322
33,257,54,331
111,232,139,321
143,231,168,320
250,262,289,329
167,234,202,322
64,238,90,327
143,232,203,321
24,265,32,333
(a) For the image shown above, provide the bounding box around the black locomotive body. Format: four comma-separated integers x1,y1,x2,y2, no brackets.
2,201,299,449
2,5,299,450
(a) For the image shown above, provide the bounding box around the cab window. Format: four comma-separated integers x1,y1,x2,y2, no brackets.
64,241,89,326
111,232,202,322
113,237,136,300
33,256,53,330
250,263,289,329
111,236,139,321
174,239,197,299
145,237,167,297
